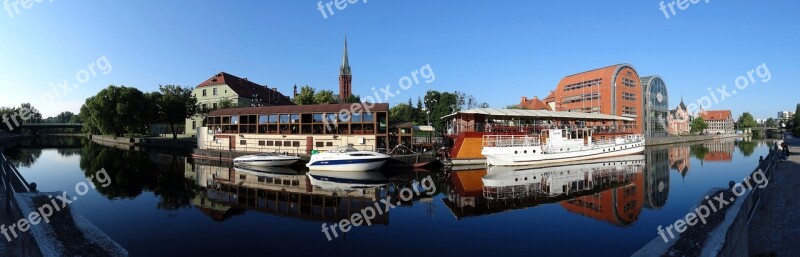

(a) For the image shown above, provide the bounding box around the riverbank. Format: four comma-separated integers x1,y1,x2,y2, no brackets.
645,133,742,146
89,134,195,149
748,135,800,256
1,134,128,256
633,136,783,256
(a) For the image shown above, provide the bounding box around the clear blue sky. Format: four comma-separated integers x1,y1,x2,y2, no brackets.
1,0,797,119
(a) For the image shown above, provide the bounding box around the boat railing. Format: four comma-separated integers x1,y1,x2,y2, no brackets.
483,135,540,147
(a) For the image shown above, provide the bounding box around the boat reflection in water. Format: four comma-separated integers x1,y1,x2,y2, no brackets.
188,163,388,224
444,151,669,226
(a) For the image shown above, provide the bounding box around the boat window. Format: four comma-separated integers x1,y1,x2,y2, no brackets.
352,112,362,122
279,114,290,123
339,112,350,122
231,116,239,124
290,114,300,123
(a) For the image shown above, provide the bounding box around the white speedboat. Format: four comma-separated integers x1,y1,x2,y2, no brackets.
307,170,388,191
481,128,645,166
233,153,300,167
306,145,390,171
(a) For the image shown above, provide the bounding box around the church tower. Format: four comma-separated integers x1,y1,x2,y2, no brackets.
338,35,352,102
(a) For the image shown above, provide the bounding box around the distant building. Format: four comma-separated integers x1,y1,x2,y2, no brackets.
185,72,294,135
542,64,644,133
698,110,734,134
777,111,795,127
517,96,551,110
667,99,691,135
641,75,669,138
338,36,352,102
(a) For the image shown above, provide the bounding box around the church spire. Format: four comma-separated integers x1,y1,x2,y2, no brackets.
340,34,351,76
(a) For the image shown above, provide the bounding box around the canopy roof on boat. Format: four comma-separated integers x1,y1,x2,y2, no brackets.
441,108,634,121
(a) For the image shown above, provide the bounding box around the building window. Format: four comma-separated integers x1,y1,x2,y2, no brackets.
213,103,217,109
622,78,637,88
562,93,599,104
192,120,196,129
564,79,602,91
240,140,246,145
213,88,218,95
202,89,207,96
623,106,637,116
622,92,636,101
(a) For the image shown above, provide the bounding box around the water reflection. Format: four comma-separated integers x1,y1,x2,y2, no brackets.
443,155,646,223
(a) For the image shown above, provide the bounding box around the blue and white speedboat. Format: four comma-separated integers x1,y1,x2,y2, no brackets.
306,145,390,171
233,153,301,167
307,171,388,191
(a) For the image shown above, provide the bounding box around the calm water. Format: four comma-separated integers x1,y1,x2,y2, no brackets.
4,136,772,256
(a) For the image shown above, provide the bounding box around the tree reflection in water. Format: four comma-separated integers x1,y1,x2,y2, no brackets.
76,138,200,210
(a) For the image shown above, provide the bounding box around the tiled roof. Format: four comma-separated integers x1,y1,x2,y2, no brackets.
519,96,551,110
197,72,294,106
700,110,732,121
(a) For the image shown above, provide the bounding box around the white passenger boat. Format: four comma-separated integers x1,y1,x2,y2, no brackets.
306,145,390,171
482,155,645,199
481,128,645,166
233,153,301,167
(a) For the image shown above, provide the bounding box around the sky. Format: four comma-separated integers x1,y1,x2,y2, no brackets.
1,0,797,119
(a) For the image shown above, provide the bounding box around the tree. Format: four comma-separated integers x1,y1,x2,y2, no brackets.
690,117,708,133
765,118,777,128
143,92,162,133
19,103,42,123
737,112,758,132
345,94,361,104
83,85,149,136
794,103,800,135
157,85,198,139
218,98,235,109
313,90,338,104
415,97,426,124
54,111,76,123
389,103,414,122
423,90,460,133
295,85,315,105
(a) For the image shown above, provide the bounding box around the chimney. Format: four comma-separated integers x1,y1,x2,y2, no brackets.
521,96,528,103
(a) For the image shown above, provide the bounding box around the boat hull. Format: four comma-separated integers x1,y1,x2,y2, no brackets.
306,158,389,171
483,140,645,166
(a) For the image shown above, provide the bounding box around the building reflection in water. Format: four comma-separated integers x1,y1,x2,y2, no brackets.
185,159,390,224
443,150,671,226
702,139,735,162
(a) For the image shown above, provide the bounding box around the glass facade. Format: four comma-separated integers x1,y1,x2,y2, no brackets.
642,76,669,138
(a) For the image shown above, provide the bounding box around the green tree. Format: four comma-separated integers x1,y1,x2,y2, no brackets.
794,103,800,135
295,85,315,105
19,103,42,123
345,94,361,104
54,111,76,123
415,97,426,124
218,98,235,109
690,117,708,133
83,85,149,136
389,103,414,122
143,92,162,134
157,85,198,139
424,90,460,133
737,112,758,132
765,117,776,128
313,90,338,104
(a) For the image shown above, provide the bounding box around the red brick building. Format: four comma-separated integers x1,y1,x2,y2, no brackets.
542,64,644,133
667,99,691,135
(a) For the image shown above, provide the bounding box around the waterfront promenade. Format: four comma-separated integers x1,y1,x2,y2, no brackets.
749,135,800,256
